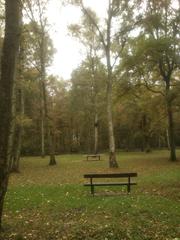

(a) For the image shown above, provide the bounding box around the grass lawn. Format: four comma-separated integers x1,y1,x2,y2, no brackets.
1,150,180,240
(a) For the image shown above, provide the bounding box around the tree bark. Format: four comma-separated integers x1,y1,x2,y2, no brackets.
89,47,99,155
11,89,24,173
107,78,118,168
165,81,176,161
40,32,46,158
41,108,45,158
166,97,176,161
0,0,21,229
166,128,170,149
8,82,16,171
157,3,177,161
81,0,118,168
11,32,25,173
40,30,56,165
94,113,98,154
48,129,56,165
106,7,118,168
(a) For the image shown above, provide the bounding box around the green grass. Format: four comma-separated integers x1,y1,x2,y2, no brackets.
1,150,180,240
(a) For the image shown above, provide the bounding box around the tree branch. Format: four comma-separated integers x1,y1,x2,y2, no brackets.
81,1,107,50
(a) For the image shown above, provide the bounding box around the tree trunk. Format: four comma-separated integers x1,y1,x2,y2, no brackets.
49,129,56,165
166,128,170,149
11,126,22,173
40,31,46,158
94,113,98,154
11,34,25,173
107,80,118,168
105,4,118,168
166,100,176,161
41,109,45,158
11,89,24,173
81,0,118,167
0,0,21,229
106,49,118,167
40,31,56,164
165,82,176,161
8,82,16,171
106,54,118,167
89,46,99,155
47,115,56,165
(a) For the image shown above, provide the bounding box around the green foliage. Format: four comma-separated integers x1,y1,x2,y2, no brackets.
22,22,55,70
14,0,180,156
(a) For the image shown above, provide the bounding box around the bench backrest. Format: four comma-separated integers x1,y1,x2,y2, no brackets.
84,173,137,178
86,155,100,157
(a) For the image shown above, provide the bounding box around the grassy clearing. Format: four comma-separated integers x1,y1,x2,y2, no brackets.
1,150,180,240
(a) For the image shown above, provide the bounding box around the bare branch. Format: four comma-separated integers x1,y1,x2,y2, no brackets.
142,76,165,96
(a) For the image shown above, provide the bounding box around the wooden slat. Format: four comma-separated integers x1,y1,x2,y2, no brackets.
84,182,137,186
86,155,101,161
86,155,100,157
84,173,137,178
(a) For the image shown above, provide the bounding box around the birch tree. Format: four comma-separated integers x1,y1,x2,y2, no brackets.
23,0,57,165
70,0,135,167
69,14,102,154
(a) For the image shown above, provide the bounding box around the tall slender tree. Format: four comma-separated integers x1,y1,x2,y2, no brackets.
70,0,135,167
122,0,180,161
23,0,57,164
0,0,21,229
80,1,119,167
69,15,102,154
10,26,25,173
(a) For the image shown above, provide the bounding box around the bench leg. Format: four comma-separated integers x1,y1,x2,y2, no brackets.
127,176,131,193
127,184,130,193
91,185,94,196
90,178,94,196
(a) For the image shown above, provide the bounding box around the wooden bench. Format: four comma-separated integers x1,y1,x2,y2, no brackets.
84,172,137,195
86,154,101,161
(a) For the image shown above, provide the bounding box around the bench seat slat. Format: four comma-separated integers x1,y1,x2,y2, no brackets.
84,182,137,186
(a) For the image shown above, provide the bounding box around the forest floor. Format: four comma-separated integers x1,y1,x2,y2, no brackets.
1,150,180,240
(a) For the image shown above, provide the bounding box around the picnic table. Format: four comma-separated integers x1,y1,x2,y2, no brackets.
86,154,101,161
